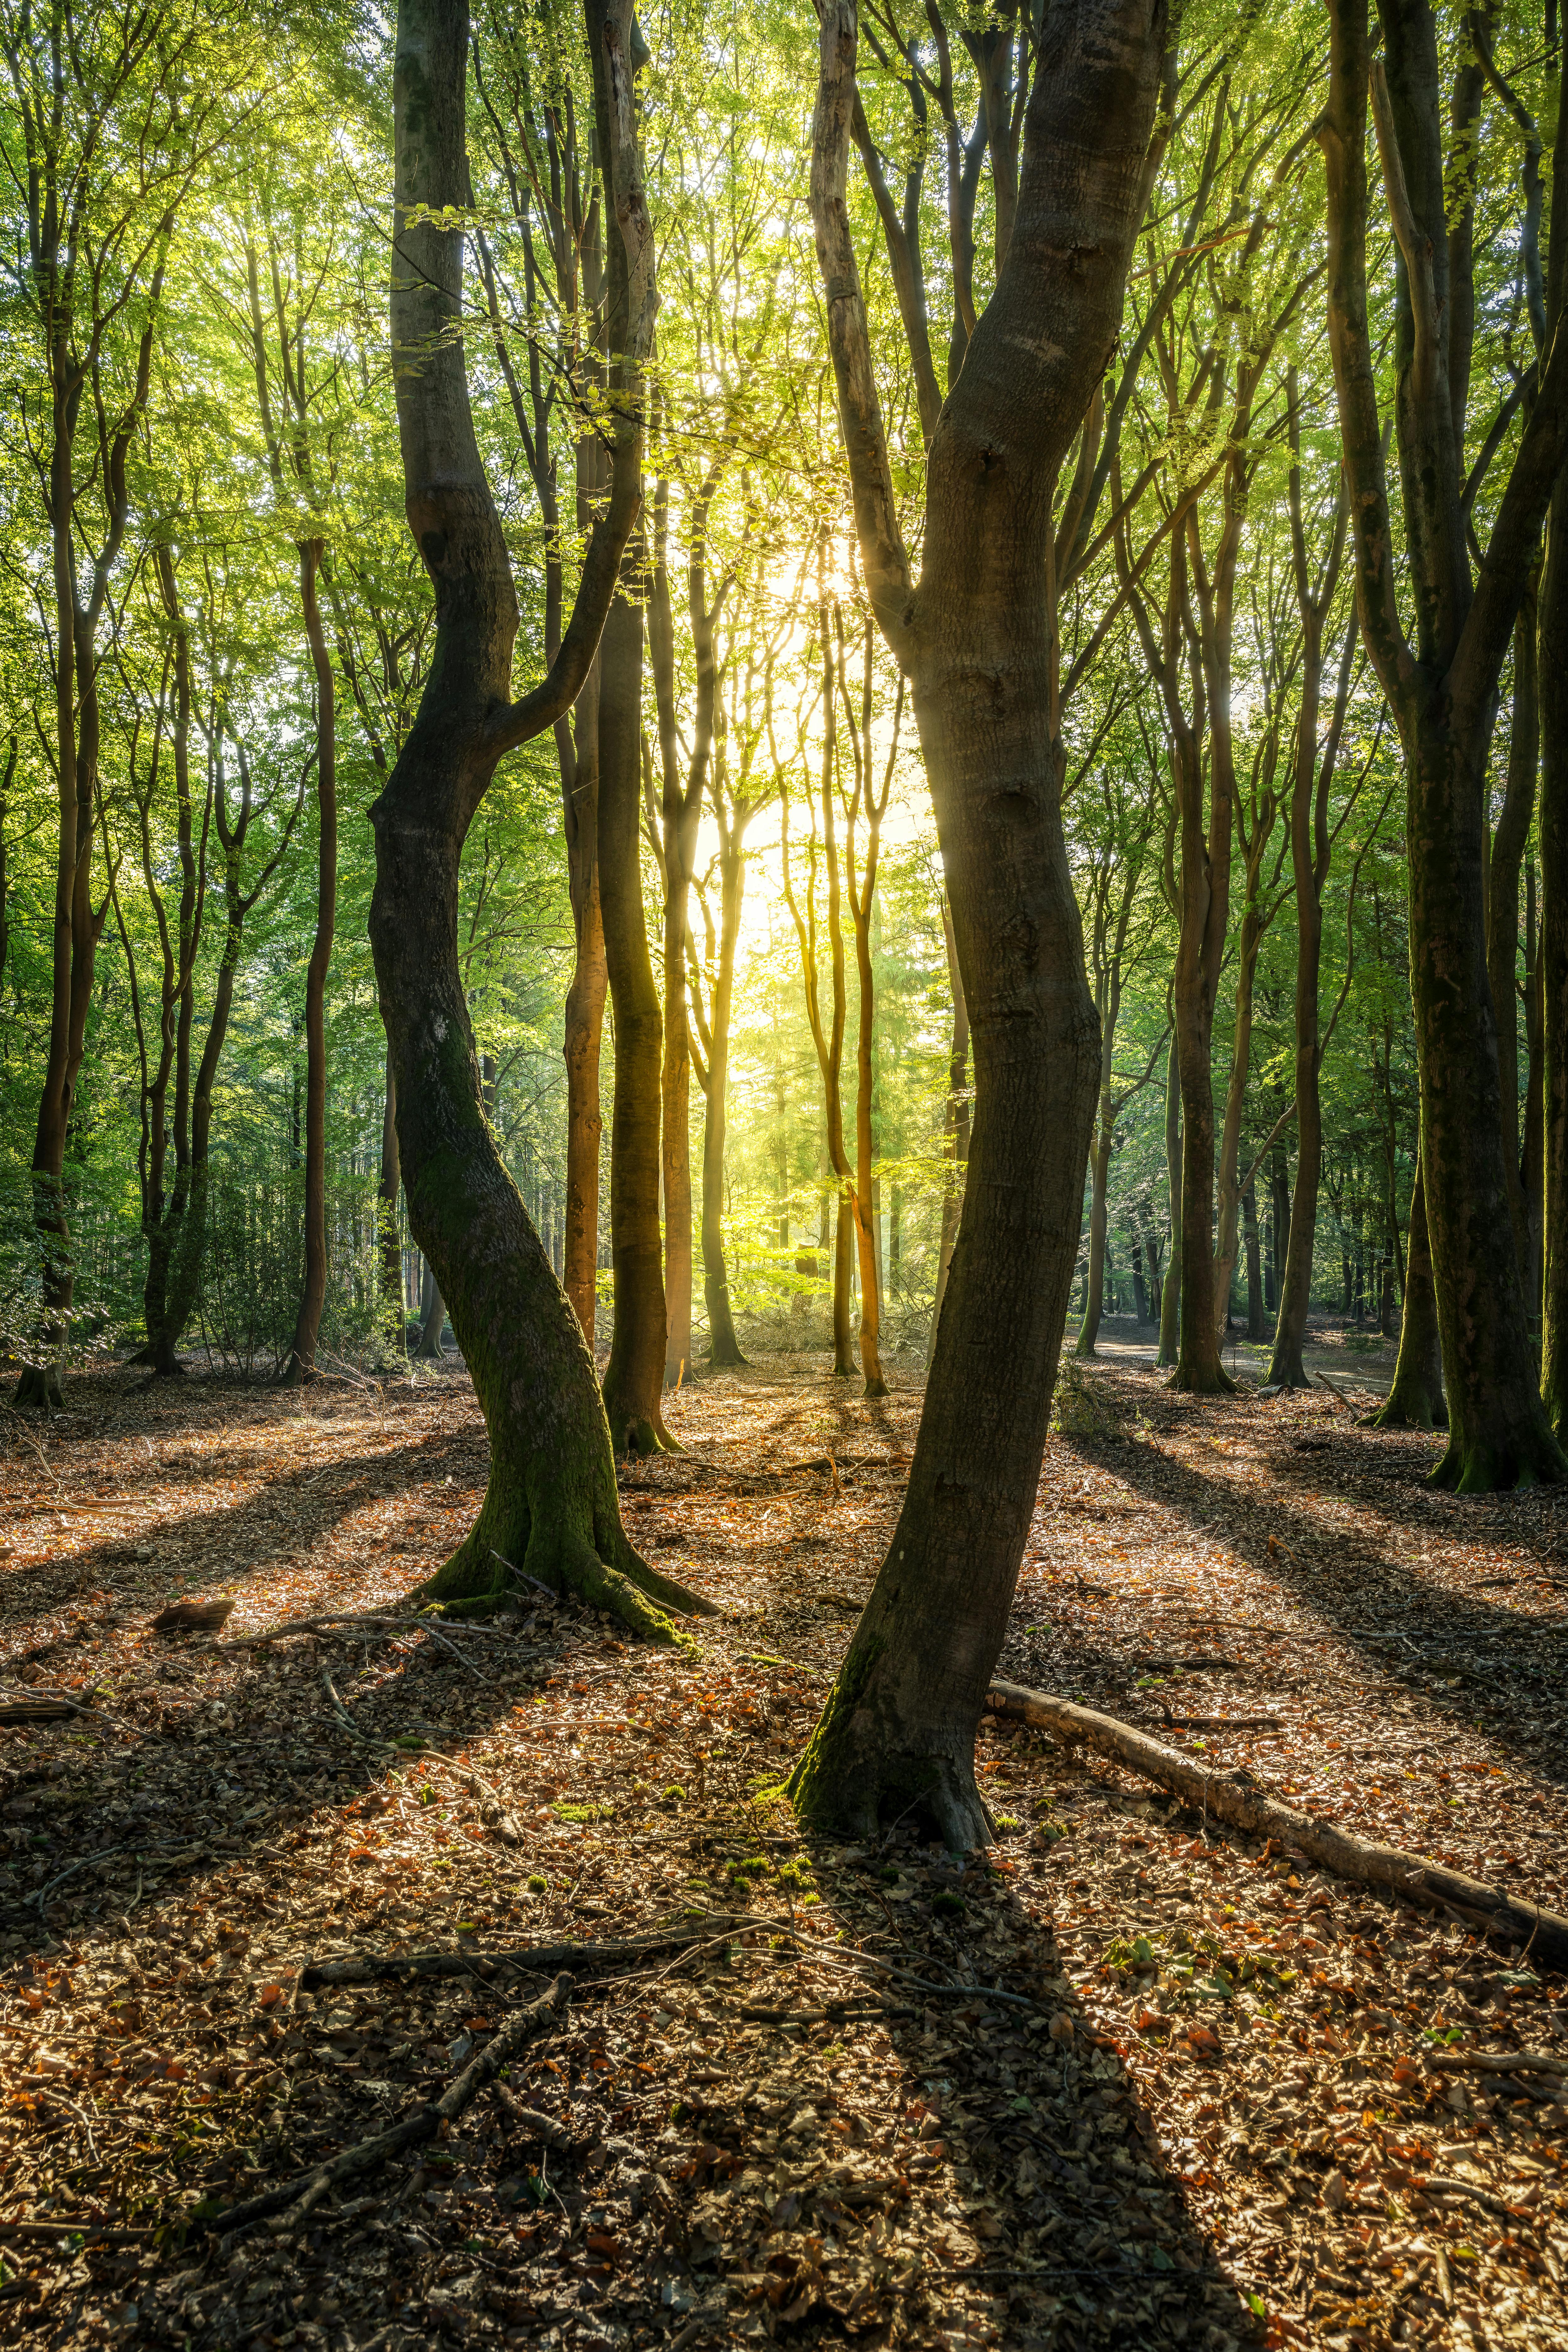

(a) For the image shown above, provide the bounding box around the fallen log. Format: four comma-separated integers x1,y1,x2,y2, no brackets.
214,1973,570,2240
298,1912,745,1989
986,1678,1568,1971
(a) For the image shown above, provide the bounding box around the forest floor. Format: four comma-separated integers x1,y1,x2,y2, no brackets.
1,1353,1566,2352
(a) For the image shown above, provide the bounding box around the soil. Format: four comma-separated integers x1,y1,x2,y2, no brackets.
0,1353,1565,2352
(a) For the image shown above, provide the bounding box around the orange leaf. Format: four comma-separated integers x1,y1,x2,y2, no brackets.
1185,2022,1223,2055
257,1984,285,2008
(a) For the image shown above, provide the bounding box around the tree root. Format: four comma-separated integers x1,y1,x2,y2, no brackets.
214,1974,570,2242
985,1677,1568,1968
415,1515,718,1638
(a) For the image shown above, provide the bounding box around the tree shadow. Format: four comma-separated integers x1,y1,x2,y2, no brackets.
1029,1375,1568,1814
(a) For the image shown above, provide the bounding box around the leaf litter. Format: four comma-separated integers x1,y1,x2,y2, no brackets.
0,1356,1564,2349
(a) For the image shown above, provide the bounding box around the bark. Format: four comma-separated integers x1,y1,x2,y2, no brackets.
374,0,709,1633
646,474,720,1387
415,1264,445,1360
1075,1127,1114,1358
1157,1032,1181,1367
928,894,969,1361
596,575,673,1454
832,1193,855,1378
788,0,1166,1844
562,764,607,1349
697,840,748,1366
986,1680,1568,1967
379,1049,402,1327
1322,0,1568,1488
1372,1152,1448,1428
1242,1183,1264,1339
283,542,337,1384
1542,466,1568,1425
1486,591,1539,1279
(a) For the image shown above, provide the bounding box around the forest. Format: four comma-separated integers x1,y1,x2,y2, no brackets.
3,0,1568,2347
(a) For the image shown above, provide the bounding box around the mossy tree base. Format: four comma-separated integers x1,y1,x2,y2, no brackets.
1369,1380,1448,1431
1167,1361,1237,1396
13,1364,64,1409
1426,1427,1564,1493
785,1632,990,1849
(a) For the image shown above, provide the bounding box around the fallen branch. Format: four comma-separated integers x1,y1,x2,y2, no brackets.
1157,1710,1283,1733
218,1612,508,1652
297,1912,746,1989
1422,2047,1568,2078
986,1678,1568,1969
214,1973,570,2240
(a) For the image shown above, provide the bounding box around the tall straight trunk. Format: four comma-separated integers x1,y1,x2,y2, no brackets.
597,581,671,1453
1543,464,1568,1423
416,1263,446,1359
661,831,694,1386
1524,866,1544,1316
1374,1151,1448,1428
1323,0,1567,1488
1487,593,1538,1279
1075,1128,1113,1356
832,1192,855,1375
562,755,607,1348
373,0,710,1633
1157,1032,1182,1367
1243,1182,1264,1339
284,541,337,1383
789,0,1166,1844
929,893,970,1360
700,841,748,1366
1212,883,1264,1332
379,1049,402,1325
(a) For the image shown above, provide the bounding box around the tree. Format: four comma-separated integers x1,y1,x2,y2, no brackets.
1321,0,1568,1488
372,0,709,1629
787,0,1168,1842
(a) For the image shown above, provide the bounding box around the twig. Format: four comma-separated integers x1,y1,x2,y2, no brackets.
213,1973,571,2241
298,1913,745,1990
1422,2047,1568,2078
219,1612,509,1652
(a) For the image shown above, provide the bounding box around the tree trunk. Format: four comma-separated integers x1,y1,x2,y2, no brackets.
1322,0,1567,1489
701,841,748,1366
1170,708,1233,1396
929,893,970,1360
416,1263,446,1359
831,1190,856,1378
1372,1152,1447,1429
787,0,1165,1844
1075,1129,1112,1356
596,583,672,1453
1212,885,1263,1334
284,541,338,1384
379,1048,402,1329
1157,1032,1181,1367
1243,1182,1264,1339
1542,463,1568,1428
1487,593,1539,1280
372,0,709,1633
562,814,607,1350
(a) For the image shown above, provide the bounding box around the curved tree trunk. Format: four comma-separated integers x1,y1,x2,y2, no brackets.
787,0,1165,1845
374,0,709,1633
1372,1151,1447,1429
